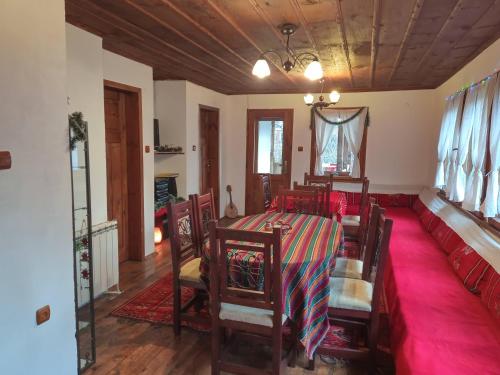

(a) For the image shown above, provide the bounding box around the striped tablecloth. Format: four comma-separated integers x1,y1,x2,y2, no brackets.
227,212,343,359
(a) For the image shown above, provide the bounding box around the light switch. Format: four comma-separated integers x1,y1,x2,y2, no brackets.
298,146,304,152
192,145,196,151
36,305,50,325
145,145,150,153
0,151,11,170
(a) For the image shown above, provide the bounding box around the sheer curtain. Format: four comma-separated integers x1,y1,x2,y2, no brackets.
434,92,465,188
483,73,500,217
314,113,336,175
450,86,478,202
463,75,497,211
314,108,367,177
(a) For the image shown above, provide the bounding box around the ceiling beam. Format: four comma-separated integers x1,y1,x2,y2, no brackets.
332,0,355,88
412,0,465,75
68,1,242,92
205,0,298,86
370,0,382,87
79,0,249,88
124,0,255,80
386,0,425,86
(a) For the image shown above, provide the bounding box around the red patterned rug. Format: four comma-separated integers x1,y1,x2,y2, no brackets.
110,274,210,332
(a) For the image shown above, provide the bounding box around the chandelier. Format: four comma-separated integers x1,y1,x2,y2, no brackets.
252,23,323,80
303,77,341,108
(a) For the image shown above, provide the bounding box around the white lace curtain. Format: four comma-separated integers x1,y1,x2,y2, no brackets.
483,73,500,217
463,75,497,211
434,91,465,188
314,108,367,177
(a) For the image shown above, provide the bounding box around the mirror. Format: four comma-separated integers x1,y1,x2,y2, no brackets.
69,112,96,372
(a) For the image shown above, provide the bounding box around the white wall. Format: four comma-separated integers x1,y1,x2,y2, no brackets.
0,1,77,374
66,25,156,257
66,24,107,224
154,80,188,197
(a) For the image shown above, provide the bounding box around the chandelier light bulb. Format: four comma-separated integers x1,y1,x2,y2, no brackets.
304,60,323,81
329,90,341,104
304,93,314,105
252,59,271,79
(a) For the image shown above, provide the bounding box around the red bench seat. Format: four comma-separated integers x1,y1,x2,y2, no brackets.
384,207,500,375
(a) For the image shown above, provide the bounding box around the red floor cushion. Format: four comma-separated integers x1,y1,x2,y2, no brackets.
479,268,500,322
418,207,441,232
384,207,500,375
431,220,466,255
448,245,490,293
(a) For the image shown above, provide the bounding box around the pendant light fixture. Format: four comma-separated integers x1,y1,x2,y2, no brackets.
304,80,341,108
252,23,323,81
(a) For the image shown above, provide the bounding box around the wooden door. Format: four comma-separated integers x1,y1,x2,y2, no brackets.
245,109,293,215
104,88,129,263
200,106,220,217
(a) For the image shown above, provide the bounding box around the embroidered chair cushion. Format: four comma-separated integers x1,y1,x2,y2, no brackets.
179,257,202,283
219,303,287,327
332,258,363,279
342,215,361,227
328,277,373,312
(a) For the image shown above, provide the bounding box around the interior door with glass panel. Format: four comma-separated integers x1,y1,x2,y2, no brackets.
245,109,293,215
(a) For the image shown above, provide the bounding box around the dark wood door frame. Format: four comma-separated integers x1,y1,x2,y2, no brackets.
104,79,145,261
199,104,220,217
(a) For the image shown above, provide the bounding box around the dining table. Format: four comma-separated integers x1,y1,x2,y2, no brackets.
200,211,344,359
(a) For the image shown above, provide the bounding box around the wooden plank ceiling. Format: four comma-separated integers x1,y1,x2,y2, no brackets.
66,0,500,95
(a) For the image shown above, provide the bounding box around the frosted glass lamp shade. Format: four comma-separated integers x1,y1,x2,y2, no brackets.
252,59,271,78
304,60,323,80
329,90,341,104
304,94,314,105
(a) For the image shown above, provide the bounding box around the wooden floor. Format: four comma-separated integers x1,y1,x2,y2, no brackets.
86,239,376,375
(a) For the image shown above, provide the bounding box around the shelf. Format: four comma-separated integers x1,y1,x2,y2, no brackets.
154,151,184,155
155,173,179,178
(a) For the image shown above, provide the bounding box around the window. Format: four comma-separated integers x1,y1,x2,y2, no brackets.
310,107,368,179
435,72,499,224
256,119,283,174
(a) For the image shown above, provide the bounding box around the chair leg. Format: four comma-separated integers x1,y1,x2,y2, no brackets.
307,353,316,371
211,327,221,375
173,282,181,336
193,289,204,312
272,326,283,375
288,322,298,368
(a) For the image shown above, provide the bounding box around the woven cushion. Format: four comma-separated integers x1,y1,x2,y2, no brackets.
328,277,373,312
342,215,360,227
419,208,440,232
448,246,490,293
479,268,500,321
431,220,466,255
412,198,426,215
332,258,363,279
219,303,287,327
179,257,202,283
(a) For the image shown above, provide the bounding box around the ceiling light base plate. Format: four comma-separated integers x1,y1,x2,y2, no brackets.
280,23,297,36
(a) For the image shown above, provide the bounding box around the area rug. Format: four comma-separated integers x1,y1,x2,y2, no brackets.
110,274,210,332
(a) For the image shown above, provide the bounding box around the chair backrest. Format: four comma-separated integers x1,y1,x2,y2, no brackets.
367,213,393,346
190,189,217,251
358,177,370,215
360,202,381,281
260,174,273,210
304,172,333,189
358,197,376,247
293,182,331,217
277,188,319,215
208,220,282,316
167,199,199,276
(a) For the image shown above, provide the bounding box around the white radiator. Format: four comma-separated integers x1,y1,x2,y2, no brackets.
75,220,119,307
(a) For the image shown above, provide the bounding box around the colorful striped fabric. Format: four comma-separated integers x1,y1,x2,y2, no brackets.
227,212,343,359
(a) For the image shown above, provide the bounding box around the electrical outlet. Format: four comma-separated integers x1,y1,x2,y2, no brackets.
192,145,196,151
298,146,304,152
36,305,50,325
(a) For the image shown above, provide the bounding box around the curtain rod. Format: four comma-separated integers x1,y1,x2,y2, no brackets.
446,69,499,101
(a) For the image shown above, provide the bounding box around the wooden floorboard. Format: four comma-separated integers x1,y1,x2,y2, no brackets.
86,240,376,374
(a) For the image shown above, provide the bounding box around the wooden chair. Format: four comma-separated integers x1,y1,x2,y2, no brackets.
304,172,333,189
332,203,381,281
190,188,217,253
260,174,273,211
343,177,370,236
277,188,319,215
208,221,296,375
309,213,393,371
166,199,208,336
293,181,331,217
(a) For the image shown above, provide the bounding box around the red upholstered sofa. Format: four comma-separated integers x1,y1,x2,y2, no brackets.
384,189,500,375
